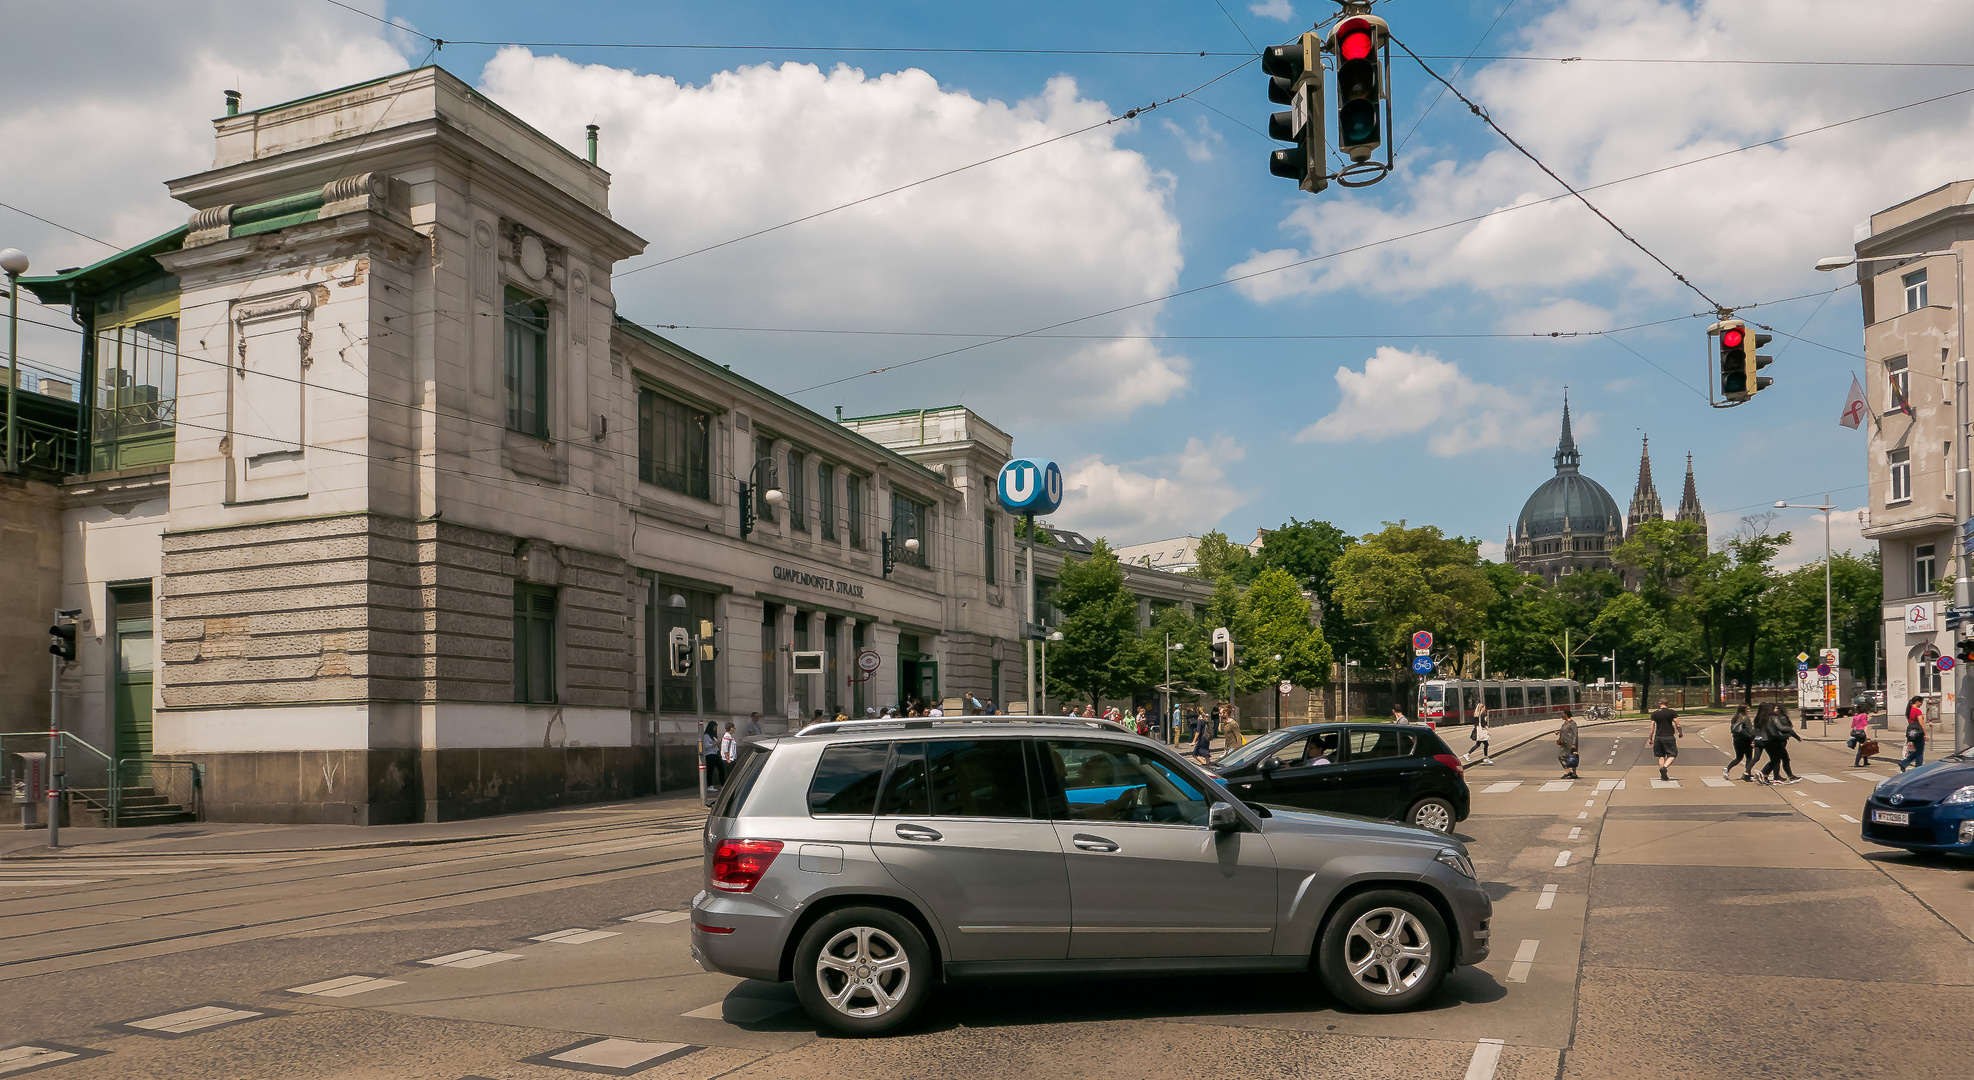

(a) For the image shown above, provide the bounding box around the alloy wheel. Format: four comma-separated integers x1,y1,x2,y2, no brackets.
1341,907,1434,996
814,925,911,1018
1413,800,1453,832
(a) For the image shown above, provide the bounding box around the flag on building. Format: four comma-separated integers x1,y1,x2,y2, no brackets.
1840,375,1867,429
1889,370,1914,417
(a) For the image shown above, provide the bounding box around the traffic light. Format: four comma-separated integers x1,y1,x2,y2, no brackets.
1717,319,1750,402
667,627,693,677
1211,627,1232,671
48,621,76,662
1958,639,1974,665
1749,329,1774,399
1262,33,1325,193
1329,14,1388,163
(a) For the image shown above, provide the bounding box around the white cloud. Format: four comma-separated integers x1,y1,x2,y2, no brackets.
1770,505,1870,571
1057,437,1250,543
1228,0,1974,308
1162,115,1222,163
1497,298,1615,336
1249,0,1296,21
479,50,1191,420
1295,347,1555,456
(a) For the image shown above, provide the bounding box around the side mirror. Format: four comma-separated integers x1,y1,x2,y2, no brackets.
1209,801,1240,832
1261,758,1282,773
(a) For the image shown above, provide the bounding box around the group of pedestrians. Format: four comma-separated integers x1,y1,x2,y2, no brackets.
1720,703,1804,784
1178,705,1242,763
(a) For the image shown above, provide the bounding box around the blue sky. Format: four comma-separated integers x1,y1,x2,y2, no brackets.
7,0,1971,565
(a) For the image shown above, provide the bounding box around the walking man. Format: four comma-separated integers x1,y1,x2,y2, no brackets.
1557,708,1580,780
1725,704,1759,781
1649,700,1683,781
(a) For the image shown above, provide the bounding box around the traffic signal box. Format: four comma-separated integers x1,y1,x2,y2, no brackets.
1716,319,1775,404
48,621,76,662
1263,33,1325,193
1330,15,1389,163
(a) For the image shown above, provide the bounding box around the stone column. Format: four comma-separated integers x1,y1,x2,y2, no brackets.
871,623,902,711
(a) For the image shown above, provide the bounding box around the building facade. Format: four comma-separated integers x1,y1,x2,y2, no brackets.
1852,179,1973,719
1511,399,1624,583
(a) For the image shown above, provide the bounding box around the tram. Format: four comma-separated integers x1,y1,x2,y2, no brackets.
1420,677,1581,725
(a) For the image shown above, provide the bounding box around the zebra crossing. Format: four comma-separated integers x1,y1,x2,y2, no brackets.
1476,771,1886,795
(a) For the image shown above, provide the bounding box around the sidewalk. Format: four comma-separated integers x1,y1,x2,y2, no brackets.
0,789,708,860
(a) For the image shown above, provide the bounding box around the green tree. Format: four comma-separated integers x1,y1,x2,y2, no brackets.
1255,518,1365,668
1046,539,1145,708
1191,530,1259,587
1332,522,1496,699
1231,568,1334,695
1142,605,1215,707
1608,519,1709,702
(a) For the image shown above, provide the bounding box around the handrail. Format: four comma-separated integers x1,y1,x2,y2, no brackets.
3,730,119,823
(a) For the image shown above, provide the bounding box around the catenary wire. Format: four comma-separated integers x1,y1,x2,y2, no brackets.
1395,0,1520,155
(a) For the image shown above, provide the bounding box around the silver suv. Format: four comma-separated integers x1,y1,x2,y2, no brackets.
689,718,1491,1034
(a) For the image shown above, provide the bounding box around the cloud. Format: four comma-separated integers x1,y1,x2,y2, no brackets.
1295,347,1554,456
479,50,1191,420
1162,115,1222,163
1249,0,1296,21
1770,505,1870,572
1227,0,1974,308
1497,298,1615,336
1056,437,1250,543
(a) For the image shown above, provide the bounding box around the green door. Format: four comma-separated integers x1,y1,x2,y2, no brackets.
114,614,155,786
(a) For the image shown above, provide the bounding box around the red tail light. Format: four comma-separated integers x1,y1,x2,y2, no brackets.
1433,753,1465,777
711,839,783,892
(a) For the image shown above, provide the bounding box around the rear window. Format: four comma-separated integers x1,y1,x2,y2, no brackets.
1347,729,1416,760
809,744,890,815
877,739,1032,819
710,745,771,818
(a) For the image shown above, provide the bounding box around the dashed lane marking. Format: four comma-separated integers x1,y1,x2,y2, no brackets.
1568,827,1581,840
114,1004,278,1038
1813,801,1831,808
0,1042,107,1076
530,928,622,945
1536,884,1558,911
623,910,692,924
418,950,522,969
523,1037,702,1074
1577,811,1588,819
287,975,404,997
1840,815,1860,823
1506,940,1539,982
1554,851,1572,868
1584,799,1595,806
1463,1038,1506,1080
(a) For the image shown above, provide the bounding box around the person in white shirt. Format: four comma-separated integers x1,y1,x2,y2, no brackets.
927,706,945,717
719,722,737,767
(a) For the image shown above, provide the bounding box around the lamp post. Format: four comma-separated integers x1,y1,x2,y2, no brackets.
1,247,29,474
1820,248,1969,748
1042,630,1063,714
1774,497,1836,652
1342,656,1359,722
1164,636,1184,742
1603,653,1618,714
1272,653,1284,732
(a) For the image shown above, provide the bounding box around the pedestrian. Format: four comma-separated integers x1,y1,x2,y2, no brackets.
1391,703,1408,724
963,689,984,715
1759,705,1803,783
700,721,724,786
1465,714,1493,765
1473,699,1490,735
1557,708,1580,779
1648,700,1683,782
719,722,737,770
1133,706,1150,737
1898,707,1928,772
1848,705,1875,767
1190,708,1215,762
743,712,764,739
1218,708,1244,757
1725,704,1759,781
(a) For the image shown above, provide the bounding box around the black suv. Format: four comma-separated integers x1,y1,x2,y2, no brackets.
1210,723,1470,831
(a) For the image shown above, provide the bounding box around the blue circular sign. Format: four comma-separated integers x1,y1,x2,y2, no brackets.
997,458,1063,515
1939,656,1956,672
1412,655,1435,675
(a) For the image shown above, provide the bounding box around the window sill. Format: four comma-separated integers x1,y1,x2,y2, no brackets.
1886,499,1913,509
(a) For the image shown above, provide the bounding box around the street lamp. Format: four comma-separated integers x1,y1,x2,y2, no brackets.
1821,247,1968,748
1,246,29,475
1041,630,1063,714
1272,653,1284,732
1163,637,1184,743
1342,656,1359,722
1602,654,1618,714
1775,498,1836,652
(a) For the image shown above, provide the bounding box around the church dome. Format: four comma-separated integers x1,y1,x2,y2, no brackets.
1515,397,1621,540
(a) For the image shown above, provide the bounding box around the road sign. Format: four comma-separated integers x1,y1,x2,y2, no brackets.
1412,630,1433,651
1817,662,1831,677
1411,655,1434,675
997,458,1064,515
856,649,882,674
1797,662,1809,672
1796,652,1809,663
1940,656,1958,673
1279,679,1292,694
1414,647,1430,657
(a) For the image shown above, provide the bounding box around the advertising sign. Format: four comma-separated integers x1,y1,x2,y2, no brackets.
1906,602,1937,635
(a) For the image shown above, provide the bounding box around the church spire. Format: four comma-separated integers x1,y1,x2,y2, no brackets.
1627,434,1664,539
1552,391,1581,474
1677,452,1706,528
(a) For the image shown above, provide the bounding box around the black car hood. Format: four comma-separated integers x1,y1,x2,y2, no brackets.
1871,756,1974,801
1253,803,1452,848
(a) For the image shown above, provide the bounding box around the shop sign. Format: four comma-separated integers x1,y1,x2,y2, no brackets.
772,564,867,600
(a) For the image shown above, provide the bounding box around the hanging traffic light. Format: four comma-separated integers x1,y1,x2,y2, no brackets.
1329,14,1389,163
1717,319,1750,402
1262,33,1326,193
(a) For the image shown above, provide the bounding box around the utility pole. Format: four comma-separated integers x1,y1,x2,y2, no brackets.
2,248,29,475
1024,512,1036,712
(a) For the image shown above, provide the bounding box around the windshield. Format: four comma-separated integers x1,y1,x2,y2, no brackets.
1423,685,1444,702
1215,728,1301,771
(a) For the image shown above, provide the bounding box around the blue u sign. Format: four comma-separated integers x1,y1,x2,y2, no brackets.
997,458,1063,515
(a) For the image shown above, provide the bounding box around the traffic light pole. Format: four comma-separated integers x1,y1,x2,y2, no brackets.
1954,250,1970,751
47,618,60,848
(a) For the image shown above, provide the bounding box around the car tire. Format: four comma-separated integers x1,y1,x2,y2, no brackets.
1407,796,1457,833
791,906,932,1036
1316,888,1451,1013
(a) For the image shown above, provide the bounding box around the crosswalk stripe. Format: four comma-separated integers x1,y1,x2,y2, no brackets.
1480,781,1522,794
1701,777,1735,787
1799,774,1843,784
1538,780,1574,792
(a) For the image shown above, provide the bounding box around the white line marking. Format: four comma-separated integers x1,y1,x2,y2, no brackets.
127,1006,262,1034
1464,1038,1506,1080
1554,850,1572,867
549,1038,695,1069
1506,939,1540,982
682,998,800,1022
623,910,691,924
530,928,622,945
0,879,108,886
1650,779,1680,788
1848,772,1888,782
418,950,522,968
288,975,403,997
1595,780,1624,791
1800,774,1843,784
1701,777,1734,788
1585,799,1596,806
1480,781,1522,794
1813,801,1830,808
1536,884,1558,910
1539,780,1573,792
0,1046,79,1072
1577,811,1588,819
1568,827,1581,840
1840,814,1860,823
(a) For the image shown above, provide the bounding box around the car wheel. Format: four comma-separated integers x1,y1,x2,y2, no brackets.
1407,796,1456,833
1316,889,1450,1013
791,906,931,1035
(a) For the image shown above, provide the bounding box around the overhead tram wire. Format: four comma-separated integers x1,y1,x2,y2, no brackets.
1395,0,1521,155
614,56,1255,279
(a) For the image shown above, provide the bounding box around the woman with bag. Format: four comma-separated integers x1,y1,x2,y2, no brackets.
1898,709,1928,772
1848,705,1878,767
1557,709,1580,780
1465,714,1493,765
1724,705,1759,782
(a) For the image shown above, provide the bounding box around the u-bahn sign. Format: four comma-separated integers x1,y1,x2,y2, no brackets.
997,458,1064,516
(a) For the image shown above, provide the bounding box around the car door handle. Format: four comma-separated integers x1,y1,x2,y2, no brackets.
894,824,943,842
1072,834,1119,853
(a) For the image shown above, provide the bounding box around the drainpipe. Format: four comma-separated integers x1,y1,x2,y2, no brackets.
586,125,599,164
224,90,241,116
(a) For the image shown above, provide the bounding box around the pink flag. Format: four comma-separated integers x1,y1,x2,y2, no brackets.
1840,375,1867,429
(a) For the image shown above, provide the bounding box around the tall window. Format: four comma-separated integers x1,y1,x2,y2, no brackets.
1888,448,1911,503
787,450,808,531
504,288,549,438
637,388,710,499
984,511,997,585
656,583,719,713
754,436,776,522
513,584,557,703
847,474,865,548
1886,356,1909,414
818,462,837,540
1904,269,1929,312
1914,543,1938,596
93,315,179,472
892,492,930,568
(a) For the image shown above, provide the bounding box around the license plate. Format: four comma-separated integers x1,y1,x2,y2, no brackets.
1872,810,1910,825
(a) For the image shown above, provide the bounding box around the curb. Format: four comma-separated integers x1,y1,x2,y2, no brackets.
0,830,534,860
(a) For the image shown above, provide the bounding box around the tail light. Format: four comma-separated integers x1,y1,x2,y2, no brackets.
1433,753,1465,777
710,839,783,892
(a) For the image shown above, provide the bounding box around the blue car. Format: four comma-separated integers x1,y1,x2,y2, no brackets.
1860,745,1974,857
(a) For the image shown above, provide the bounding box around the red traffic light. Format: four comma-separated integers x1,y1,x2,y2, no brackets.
1721,327,1745,348
1336,18,1376,60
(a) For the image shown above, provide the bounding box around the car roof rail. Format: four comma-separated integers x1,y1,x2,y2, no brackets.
793,716,1135,737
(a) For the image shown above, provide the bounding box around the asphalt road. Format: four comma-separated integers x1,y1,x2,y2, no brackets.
1,719,1968,1079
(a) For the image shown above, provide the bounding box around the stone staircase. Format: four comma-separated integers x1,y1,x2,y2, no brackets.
69,785,197,827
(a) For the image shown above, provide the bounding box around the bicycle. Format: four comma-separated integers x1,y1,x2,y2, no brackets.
1586,704,1614,721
